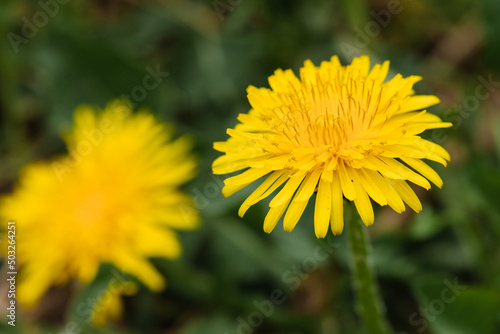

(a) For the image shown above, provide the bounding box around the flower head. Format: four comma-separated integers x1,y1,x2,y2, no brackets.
0,100,199,307
213,55,451,237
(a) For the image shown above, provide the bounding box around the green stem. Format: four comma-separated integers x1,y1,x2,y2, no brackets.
347,204,391,334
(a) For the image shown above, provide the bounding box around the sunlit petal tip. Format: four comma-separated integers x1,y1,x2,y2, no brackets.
331,227,344,236
246,85,258,93
213,141,225,151
263,220,276,234
409,75,423,83
363,219,375,227
426,95,440,105
393,207,405,214
238,205,248,218
303,59,314,67
221,186,233,198
315,229,328,239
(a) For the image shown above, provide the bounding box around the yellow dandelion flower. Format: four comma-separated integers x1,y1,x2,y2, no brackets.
0,100,199,307
212,55,452,238
91,281,138,327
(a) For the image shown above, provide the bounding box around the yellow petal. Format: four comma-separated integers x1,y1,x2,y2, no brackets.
264,196,292,233
363,169,406,213
294,167,323,201
283,199,309,232
364,156,405,180
113,252,165,292
238,170,286,217
378,157,431,190
269,171,307,207
268,69,301,93
420,139,451,162
354,168,388,206
401,157,443,188
237,113,268,129
281,167,324,231
314,177,332,238
18,266,55,308
338,162,356,200
247,170,293,208
351,55,371,77
380,145,426,159
135,226,181,259
391,180,422,212
222,168,270,197
399,95,440,113
352,177,374,226
330,172,344,235
368,60,390,83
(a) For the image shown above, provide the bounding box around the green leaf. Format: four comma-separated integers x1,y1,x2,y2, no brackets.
181,315,236,334
409,208,447,240
211,217,288,279
412,275,500,334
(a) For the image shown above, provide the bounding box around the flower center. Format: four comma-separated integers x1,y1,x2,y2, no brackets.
74,191,107,225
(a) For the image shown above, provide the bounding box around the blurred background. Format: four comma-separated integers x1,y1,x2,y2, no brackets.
1,0,500,333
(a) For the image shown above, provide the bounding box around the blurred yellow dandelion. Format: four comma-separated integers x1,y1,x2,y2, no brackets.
213,55,452,238
0,100,199,307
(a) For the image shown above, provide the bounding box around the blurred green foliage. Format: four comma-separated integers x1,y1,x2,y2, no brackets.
1,0,500,333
